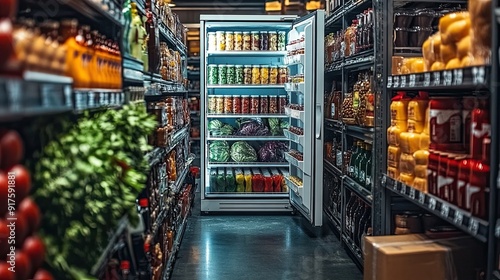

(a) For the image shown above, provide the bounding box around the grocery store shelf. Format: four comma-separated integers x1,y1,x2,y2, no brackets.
206,50,287,56
344,176,373,204
284,152,304,171
284,82,305,94
207,113,288,118
190,137,201,141
283,129,304,146
342,234,363,267
146,126,190,166
207,84,285,89
383,175,489,243
207,136,287,141
344,52,374,71
205,193,289,199
285,106,305,122
91,215,128,276
345,125,374,142
21,71,73,84
324,207,342,234
387,65,491,90
188,57,200,64
163,206,190,280
158,21,188,56
325,60,343,74
168,154,196,194
325,118,343,133
324,160,342,177
208,162,289,168
188,71,200,76
285,54,305,66
285,177,304,198
325,0,372,29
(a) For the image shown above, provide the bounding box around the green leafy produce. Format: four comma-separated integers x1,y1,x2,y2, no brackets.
269,118,289,136
209,141,230,162
225,168,236,192
216,168,226,192
208,120,224,131
32,104,156,279
230,141,257,162
208,120,234,136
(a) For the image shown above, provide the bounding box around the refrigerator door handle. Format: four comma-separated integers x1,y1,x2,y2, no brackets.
315,104,322,139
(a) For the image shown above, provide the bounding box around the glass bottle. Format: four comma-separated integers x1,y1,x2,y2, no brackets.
347,199,360,240
356,13,364,53
352,201,365,241
365,147,373,190
146,8,160,74
357,144,368,184
348,141,360,177
345,194,356,233
356,205,371,247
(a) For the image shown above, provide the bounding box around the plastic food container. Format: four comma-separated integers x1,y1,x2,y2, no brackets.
216,31,226,51
241,95,250,113
208,32,217,51
251,31,260,51
394,11,414,28
207,64,218,84
218,65,227,84
243,65,252,84
252,65,261,84
226,65,235,84
260,65,269,84
250,96,260,114
225,32,234,51
234,32,243,51
260,95,269,113
243,32,251,51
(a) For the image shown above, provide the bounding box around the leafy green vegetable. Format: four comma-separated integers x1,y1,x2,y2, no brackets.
230,141,257,162
32,104,157,279
209,141,230,162
208,120,234,136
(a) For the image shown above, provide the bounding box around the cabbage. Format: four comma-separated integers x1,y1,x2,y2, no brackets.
235,119,270,136
209,141,230,162
209,120,234,136
268,118,288,136
230,141,258,162
258,141,289,162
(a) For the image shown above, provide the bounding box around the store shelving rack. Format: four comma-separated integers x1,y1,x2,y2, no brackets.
323,0,375,269
372,0,500,279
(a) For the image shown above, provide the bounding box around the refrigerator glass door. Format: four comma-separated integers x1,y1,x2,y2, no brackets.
286,11,325,226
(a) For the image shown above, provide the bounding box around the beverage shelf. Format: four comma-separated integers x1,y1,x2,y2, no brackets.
284,152,304,172
207,113,288,118
325,50,374,74
283,129,304,146
324,159,342,177
207,136,287,141
383,174,489,243
345,125,374,143
344,176,373,204
387,65,490,91
206,50,287,56
325,118,343,133
207,84,285,89
208,162,289,168
205,193,289,199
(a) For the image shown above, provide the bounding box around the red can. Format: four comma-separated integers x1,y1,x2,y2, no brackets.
429,98,463,152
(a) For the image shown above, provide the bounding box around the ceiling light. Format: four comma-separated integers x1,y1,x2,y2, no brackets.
168,3,176,7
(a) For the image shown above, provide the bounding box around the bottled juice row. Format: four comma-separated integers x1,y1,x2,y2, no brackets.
4,19,122,89
147,97,190,147
388,91,490,219
209,168,289,193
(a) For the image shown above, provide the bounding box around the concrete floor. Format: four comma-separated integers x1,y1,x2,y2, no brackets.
171,195,362,280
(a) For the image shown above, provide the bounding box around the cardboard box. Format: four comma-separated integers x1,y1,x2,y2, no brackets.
364,235,485,280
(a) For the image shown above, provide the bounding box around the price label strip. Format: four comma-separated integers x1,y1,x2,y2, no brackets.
472,66,486,85
400,75,407,88
443,71,453,86
418,192,426,204
409,187,416,199
453,69,463,85
441,204,450,218
433,72,441,86
423,72,431,87
429,197,437,210
409,74,416,87
454,211,464,225
468,219,479,235
393,76,400,88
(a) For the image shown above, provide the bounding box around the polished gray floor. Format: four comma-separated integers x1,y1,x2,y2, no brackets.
171,195,362,280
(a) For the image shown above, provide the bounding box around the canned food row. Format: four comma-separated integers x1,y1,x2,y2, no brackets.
208,31,287,51
207,64,288,85
208,95,288,114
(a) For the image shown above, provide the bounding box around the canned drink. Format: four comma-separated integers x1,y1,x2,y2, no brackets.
218,65,227,84
208,64,218,84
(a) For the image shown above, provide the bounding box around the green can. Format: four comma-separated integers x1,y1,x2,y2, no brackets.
235,65,244,84
208,64,218,84
218,65,227,84
226,65,235,85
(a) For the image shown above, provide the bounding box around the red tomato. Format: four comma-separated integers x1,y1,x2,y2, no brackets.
6,165,30,205
22,236,45,275
33,269,53,280
0,173,7,216
0,219,9,259
14,250,31,280
18,198,40,235
0,130,23,171
0,262,14,280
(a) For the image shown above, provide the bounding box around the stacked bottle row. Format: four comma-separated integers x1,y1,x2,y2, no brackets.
4,18,122,89
208,168,289,193
208,95,288,114
325,171,342,222
345,192,373,249
324,9,374,65
339,72,375,127
207,64,288,85
347,141,373,189
147,98,190,147
208,31,287,51
387,91,491,219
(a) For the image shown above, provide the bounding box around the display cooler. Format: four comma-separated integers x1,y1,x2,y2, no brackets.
199,12,325,226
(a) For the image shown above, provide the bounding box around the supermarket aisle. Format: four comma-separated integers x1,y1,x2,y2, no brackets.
171,195,362,280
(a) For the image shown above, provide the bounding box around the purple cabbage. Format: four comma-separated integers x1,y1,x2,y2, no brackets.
235,119,270,136
258,142,289,162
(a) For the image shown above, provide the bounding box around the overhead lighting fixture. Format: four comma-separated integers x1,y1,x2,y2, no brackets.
168,3,176,7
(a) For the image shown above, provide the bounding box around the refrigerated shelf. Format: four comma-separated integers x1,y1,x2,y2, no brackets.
205,193,289,198
208,162,289,168
283,129,305,146
284,152,304,171
207,84,285,89
383,175,489,243
207,113,288,118
284,82,305,94
285,177,304,198
207,50,287,56
284,106,305,122
207,136,287,141
285,54,305,66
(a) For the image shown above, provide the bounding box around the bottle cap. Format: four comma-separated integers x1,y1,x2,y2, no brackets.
139,198,149,207
120,260,130,270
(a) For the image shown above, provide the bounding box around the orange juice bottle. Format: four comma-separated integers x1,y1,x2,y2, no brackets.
60,20,90,88
113,42,122,89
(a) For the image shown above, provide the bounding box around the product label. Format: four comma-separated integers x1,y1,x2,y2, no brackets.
430,109,462,144
466,184,481,210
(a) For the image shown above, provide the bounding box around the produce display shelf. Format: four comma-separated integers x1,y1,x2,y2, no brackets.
158,21,188,56
91,215,129,276
324,159,342,177
325,0,372,28
342,234,363,267
384,174,489,243
284,107,305,122
283,129,304,146
344,176,373,204
208,162,289,168
207,136,287,141
207,113,288,118
285,177,304,198
386,65,490,90
324,207,342,234
284,152,304,171
168,154,196,194
205,193,289,199
162,205,191,280
206,51,287,56
284,82,305,94
285,54,305,66
146,126,190,166
207,84,285,89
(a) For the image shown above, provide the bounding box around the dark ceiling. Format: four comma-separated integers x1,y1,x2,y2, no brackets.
172,0,270,23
